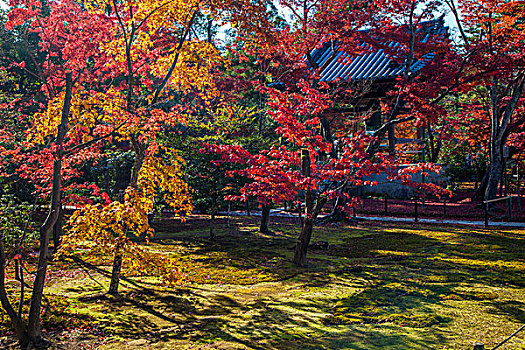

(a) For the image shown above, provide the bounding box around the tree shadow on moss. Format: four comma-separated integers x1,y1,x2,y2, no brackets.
62,218,524,349
487,300,525,323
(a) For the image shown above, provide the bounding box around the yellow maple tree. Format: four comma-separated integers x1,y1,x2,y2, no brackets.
58,146,193,286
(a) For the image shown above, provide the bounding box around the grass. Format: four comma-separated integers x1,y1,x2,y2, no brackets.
1,215,524,349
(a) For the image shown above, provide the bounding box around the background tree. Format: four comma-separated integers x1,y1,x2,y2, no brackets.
446,0,525,200
169,104,266,238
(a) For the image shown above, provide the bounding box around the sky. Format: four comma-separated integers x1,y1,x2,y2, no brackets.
1,0,462,44
274,2,462,44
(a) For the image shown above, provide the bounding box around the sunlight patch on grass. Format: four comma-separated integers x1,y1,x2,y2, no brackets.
429,256,525,271
4,218,525,349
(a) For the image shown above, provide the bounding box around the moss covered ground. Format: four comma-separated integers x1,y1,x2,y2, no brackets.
1,215,524,349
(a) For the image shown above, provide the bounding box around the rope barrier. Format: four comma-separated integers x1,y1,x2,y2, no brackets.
491,323,525,350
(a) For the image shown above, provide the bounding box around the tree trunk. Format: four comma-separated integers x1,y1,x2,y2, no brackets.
109,136,146,295
0,234,29,347
129,136,146,188
387,124,396,155
52,206,63,252
108,244,123,295
427,121,441,163
294,216,313,266
293,149,328,266
319,192,352,223
320,116,336,158
485,146,503,201
483,77,525,201
26,72,72,346
474,169,490,200
245,197,251,216
260,204,271,234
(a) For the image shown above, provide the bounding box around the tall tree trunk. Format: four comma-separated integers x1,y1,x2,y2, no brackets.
294,216,314,266
260,204,271,234
26,72,72,346
483,77,525,201
485,141,504,201
387,124,396,155
109,136,146,295
427,121,441,163
129,136,146,188
404,1,416,77
320,116,336,158
293,149,327,266
474,169,490,200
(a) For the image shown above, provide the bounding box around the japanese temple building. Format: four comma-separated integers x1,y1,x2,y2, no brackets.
310,16,449,154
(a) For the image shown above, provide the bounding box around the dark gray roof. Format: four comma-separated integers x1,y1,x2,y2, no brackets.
311,16,447,82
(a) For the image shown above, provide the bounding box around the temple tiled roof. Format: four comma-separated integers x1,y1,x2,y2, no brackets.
311,16,447,82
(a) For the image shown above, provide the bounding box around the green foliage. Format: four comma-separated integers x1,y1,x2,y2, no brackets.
78,150,134,199
163,105,272,214
0,10,45,114
0,195,37,258
442,151,486,183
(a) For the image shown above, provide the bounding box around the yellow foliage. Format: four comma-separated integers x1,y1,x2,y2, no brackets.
138,146,193,217
58,147,193,283
394,119,418,139
28,87,127,144
185,104,257,139
149,40,224,100
58,188,153,256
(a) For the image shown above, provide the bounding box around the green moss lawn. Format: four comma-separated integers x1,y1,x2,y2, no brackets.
1,215,524,349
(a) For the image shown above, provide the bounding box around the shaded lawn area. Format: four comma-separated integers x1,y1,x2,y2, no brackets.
1,215,524,349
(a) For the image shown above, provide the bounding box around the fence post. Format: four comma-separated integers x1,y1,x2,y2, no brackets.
421,174,425,207
518,163,522,212
227,201,231,228
414,198,418,223
473,343,485,350
508,197,512,220
484,202,489,228
298,202,302,225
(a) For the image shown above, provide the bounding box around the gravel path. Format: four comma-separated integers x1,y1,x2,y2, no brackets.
220,209,525,228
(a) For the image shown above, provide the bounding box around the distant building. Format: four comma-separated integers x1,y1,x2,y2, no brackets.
310,16,448,157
